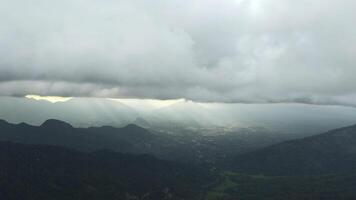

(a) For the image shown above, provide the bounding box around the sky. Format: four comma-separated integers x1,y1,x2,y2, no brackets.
0,0,356,106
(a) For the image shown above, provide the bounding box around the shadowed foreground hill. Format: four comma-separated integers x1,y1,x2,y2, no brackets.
0,141,212,200
205,124,356,199
233,124,356,176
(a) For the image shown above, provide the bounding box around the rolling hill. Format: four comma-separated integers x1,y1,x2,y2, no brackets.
234,124,356,175
0,141,211,200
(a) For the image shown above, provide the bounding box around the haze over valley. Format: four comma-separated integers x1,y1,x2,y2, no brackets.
2,96,356,136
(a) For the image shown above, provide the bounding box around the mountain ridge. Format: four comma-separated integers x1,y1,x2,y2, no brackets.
0,140,210,200
233,122,356,176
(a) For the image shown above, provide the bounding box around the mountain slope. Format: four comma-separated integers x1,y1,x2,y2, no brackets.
233,124,356,175
0,119,314,167
0,119,145,153
0,141,211,200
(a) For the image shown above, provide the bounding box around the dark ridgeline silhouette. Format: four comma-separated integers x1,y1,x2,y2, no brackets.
0,119,155,153
2,119,356,199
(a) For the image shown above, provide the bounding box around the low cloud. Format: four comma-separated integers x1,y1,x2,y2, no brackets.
1,0,356,106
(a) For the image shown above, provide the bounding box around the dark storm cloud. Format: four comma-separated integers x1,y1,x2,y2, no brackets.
1,0,356,106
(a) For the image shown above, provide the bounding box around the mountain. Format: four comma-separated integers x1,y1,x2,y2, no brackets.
233,124,356,176
0,119,304,167
2,122,356,200
2,139,356,200
203,172,356,200
0,119,156,153
0,141,211,200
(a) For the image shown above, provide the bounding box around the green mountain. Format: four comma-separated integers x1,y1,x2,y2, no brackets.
233,124,356,176
0,141,212,200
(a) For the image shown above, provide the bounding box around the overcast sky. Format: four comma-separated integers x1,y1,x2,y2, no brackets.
0,0,355,106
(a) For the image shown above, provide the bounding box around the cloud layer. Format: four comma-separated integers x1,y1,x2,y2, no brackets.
1,0,356,105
